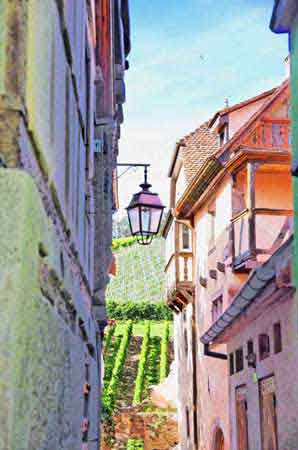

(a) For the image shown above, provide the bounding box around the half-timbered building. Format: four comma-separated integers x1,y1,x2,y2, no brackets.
164,78,298,450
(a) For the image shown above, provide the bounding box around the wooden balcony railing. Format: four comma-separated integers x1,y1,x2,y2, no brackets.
232,208,293,268
243,118,290,150
165,251,193,295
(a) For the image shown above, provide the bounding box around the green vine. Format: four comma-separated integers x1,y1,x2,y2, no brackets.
103,320,133,416
133,321,151,405
159,321,170,382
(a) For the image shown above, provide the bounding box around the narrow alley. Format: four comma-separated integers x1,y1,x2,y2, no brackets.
1,1,298,450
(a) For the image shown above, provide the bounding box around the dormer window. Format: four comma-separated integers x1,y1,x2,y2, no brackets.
219,130,225,147
218,123,228,147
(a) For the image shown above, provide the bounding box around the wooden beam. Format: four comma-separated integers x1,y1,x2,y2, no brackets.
247,162,257,257
95,0,114,118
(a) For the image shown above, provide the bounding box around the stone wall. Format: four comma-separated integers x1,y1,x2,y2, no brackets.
0,170,99,450
101,405,179,450
0,0,131,449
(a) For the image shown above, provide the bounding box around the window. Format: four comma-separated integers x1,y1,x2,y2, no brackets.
259,333,270,360
229,353,234,376
212,296,223,322
182,224,191,250
247,340,254,355
235,347,244,372
273,322,282,354
186,407,190,438
219,130,225,147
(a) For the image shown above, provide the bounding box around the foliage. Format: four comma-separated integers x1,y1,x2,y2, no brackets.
143,336,161,399
106,300,172,321
104,324,116,354
113,215,131,238
127,440,144,450
102,321,133,417
133,321,151,405
114,320,173,338
103,335,122,387
112,236,138,250
107,238,165,303
159,321,170,382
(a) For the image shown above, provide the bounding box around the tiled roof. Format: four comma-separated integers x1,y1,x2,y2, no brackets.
180,122,219,184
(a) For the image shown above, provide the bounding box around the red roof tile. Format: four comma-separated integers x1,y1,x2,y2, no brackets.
179,122,219,184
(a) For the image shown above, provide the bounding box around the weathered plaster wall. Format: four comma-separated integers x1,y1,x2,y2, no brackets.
173,306,196,450
0,170,99,450
229,97,270,138
228,292,298,450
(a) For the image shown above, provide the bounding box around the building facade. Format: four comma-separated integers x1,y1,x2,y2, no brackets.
0,1,130,449
270,0,298,298
164,79,298,450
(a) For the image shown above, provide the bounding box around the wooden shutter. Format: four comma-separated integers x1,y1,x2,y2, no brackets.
260,376,278,450
236,386,249,450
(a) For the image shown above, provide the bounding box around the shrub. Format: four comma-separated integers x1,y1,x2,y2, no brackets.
112,236,138,251
159,321,170,382
133,321,151,405
103,335,122,386
104,324,116,354
127,440,144,450
106,300,172,321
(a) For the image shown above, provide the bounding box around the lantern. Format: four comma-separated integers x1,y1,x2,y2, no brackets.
126,168,165,245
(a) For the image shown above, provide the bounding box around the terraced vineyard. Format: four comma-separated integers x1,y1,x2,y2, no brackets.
107,238,165,303
102,320,173,449
102,237,174,449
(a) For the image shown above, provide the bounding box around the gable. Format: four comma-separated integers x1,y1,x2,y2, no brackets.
224,81,290,154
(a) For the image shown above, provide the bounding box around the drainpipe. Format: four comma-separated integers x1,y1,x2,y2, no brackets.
204,343,227,360
191,294,199,449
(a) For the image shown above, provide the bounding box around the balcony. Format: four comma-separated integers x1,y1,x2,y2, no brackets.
164,221,194,311
232,208,293,270
165,252,194,310
243,118,290,150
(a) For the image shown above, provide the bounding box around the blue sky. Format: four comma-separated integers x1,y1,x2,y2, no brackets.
117,0,288,215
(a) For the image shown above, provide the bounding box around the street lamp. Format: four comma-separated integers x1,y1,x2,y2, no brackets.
125,165,165,245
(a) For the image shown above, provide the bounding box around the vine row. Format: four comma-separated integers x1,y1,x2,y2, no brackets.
159,321,170,382
103,320,133,415
133,321,151,405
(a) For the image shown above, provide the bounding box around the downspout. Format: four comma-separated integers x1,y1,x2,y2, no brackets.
191,293,199,449
204,343,227,360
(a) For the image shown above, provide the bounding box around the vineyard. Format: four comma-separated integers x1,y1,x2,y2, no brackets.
102,237,176,449
107,238,165,303
101,320,174,449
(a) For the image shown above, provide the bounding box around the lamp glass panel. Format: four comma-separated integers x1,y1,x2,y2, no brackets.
140,206,151,234
149,208,163,233
128,206,140,234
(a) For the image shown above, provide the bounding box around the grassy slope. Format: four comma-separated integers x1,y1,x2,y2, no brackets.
107,238,165,303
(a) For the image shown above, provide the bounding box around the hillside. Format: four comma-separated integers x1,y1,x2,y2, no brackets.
107,238,165,303
101,321,175,449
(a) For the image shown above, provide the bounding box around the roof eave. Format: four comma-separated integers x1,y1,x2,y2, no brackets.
175,157,223,219
270,0,297,33
168,142,183,178
161,210,173,238
200,236,293,346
